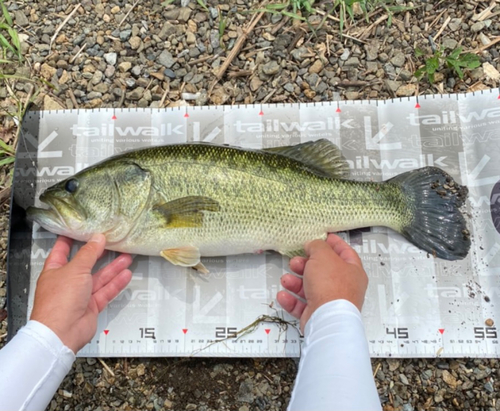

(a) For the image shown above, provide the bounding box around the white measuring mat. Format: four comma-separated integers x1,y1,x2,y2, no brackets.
13,90,500,357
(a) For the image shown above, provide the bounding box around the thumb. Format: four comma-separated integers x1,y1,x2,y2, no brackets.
69,234,107,273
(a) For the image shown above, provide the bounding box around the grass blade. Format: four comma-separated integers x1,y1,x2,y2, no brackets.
0,0,12,26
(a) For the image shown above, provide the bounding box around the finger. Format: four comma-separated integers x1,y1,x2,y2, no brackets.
277,290,307,319
92,254,133,293
93,269,132,313
69,234,107,273
289,256,306,275
326,234,362,267
43,236,73,270
280,273,305,297
304,239,342,266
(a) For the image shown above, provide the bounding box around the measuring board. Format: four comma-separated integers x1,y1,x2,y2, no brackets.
7,90,500,358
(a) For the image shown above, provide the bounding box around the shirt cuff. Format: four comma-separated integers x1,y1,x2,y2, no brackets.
20,320,76,372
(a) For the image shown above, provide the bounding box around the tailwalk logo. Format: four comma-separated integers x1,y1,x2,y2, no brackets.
70,124,184,137
407,107,500,125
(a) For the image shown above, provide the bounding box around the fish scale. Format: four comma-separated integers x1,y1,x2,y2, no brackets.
27,140,471,271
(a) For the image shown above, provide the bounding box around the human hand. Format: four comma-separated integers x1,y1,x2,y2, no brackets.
277,234,368,333
30,234,133,353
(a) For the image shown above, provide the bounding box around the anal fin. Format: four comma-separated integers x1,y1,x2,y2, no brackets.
160,246,210,274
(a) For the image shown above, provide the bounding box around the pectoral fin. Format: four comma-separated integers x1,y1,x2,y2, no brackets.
280,249,307,259
154,196,220,228
160,246,209,274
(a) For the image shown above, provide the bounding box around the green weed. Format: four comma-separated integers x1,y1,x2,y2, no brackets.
415,47,481,83
0,0,22,62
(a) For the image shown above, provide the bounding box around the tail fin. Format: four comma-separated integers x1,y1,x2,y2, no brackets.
389,166,470,260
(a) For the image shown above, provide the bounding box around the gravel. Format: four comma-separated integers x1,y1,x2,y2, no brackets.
2,0,500,410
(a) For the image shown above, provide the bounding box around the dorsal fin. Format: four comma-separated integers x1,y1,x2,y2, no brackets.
263,139,350,179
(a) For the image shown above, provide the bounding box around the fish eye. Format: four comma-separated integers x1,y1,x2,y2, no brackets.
65,179,79,193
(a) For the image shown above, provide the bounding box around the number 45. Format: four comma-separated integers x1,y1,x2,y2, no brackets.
386,327,409,339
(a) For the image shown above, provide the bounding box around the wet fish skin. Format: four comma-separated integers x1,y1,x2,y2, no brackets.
27,140,470,271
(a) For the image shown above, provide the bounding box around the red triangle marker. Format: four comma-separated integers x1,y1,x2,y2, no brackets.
265,329,270,335
104,330,109,335
415,103,421,109
184,113,189,118
335,107,341,113
259,111,264,116
439,329,445,334
182,329,188,334
498,95,500,99
111,115,117,120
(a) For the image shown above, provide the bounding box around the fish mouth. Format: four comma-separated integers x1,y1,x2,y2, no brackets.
26,192,86,236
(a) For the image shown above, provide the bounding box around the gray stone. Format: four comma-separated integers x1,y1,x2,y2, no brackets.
365,41,379,61
378,52,389,63
14,10,29,26
471,21,485,33
209,7,219,19
210,30,219,49
385,79,401,92
344,57,360,66
284,83,295,93
91,70,103,85
399,69,413,81
178,7,192,22
449,18,462,31
131,65,141,76
119,30,132,41
470,67,484,81
163,68,176,79
127,87,145,100
87,91,102,99
129,36,142,50
442,38,458,50
390,52,405,67
399,374,409,385
103,52,117,65
237,379,254,403
484,382,494,393
340,49,350,61
262,60,280,75
158,50,175,68
158,22,178,39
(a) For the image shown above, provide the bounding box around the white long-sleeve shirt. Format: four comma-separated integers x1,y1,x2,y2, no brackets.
287,300,381,411
0,300,381,411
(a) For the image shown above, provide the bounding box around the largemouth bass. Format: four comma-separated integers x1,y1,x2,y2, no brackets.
27,140,470,273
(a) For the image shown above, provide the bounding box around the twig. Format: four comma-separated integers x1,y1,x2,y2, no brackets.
433,16,451,42
472,36,500,53
373,362,381,378
359,14,388,40
118,0,141,28
270,16,290,35
338,32,367,44
12,83,34,152
262,88,277,104
69,43,87,64
118,85,126,107
50,4,81,50
314,9,340,22
227,69,253,78
98,358,115,377
209,10,265,94
67,89,79,109
189,53,219,65
427,8,446,32
159,83,170,108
